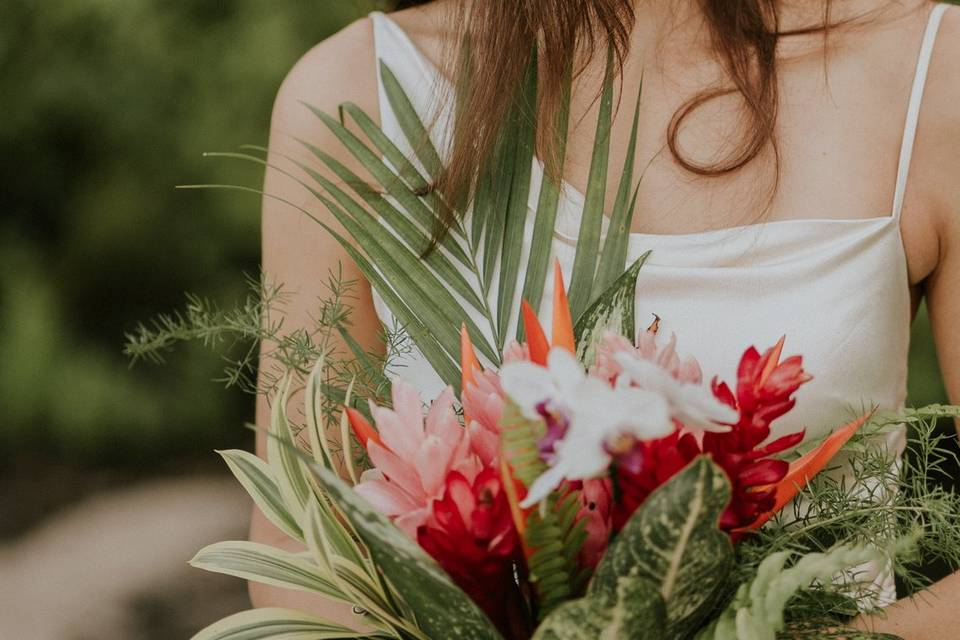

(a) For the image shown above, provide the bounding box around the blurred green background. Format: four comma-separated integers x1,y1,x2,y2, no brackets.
0,1,951,638
0,2,376,638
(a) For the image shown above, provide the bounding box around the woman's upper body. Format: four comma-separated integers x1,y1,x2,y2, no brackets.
252,1,960,636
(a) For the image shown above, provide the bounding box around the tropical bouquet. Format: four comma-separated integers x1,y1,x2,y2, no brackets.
125,56,960,639
186,264,960,640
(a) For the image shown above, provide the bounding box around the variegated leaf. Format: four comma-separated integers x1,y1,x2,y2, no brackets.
190,608,371,640
309,465,504,640
189,541,347,602
218,449,301,541
573,253,649,367
589,456,734,639
531,575,666,640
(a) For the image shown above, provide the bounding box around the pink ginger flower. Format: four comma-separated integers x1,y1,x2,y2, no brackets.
592,330,703,384
354,378,481,538
502,339,530,363
462,369,506,466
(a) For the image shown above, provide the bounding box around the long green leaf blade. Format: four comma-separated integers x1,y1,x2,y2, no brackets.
518,68,572,336
297,160,499,365
303,108,469,264
379,61,444,181
218,449,301,541
190,541,347,601
298,143,485,312
190,608,371,640
594,79,643,293
567,48,615,320
497,56,538,344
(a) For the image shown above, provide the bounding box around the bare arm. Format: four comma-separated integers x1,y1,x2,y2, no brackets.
852,7,960,638
247,17,384,620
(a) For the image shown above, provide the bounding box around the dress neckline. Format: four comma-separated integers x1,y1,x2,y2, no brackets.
370,9,941,242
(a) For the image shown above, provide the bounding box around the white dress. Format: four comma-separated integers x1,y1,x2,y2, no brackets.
366,3,951,605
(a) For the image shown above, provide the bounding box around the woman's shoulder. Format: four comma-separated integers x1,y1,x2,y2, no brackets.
913,4,960,240
272,2,452,124
892,2,960,283
271,17,379,128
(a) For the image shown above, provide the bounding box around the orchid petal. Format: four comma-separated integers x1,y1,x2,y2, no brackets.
520,463,569,508
500,361,557,419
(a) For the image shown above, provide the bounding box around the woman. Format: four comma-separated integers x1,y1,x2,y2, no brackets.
252,0,960,636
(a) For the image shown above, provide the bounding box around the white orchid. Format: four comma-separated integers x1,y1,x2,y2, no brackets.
500,348,674,506
613,351,738,431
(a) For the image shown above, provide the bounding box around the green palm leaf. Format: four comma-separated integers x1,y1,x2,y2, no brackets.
495,53,538,345
566,48,615,320
378,62,444,180
518,67,572,338
594,78,644,293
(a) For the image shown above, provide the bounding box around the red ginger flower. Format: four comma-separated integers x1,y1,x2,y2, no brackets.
417,468,524,633
704,337,810,531
614,338,811,535
613,430,702,531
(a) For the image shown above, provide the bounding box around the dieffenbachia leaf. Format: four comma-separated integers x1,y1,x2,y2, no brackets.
573,252,650,367
309,464,504,640
590,456,734,640
531,574,666,640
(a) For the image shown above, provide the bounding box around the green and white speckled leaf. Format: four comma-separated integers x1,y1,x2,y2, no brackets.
309,465,504,640
531,575,666,640
573,253,649,367
590,456,734,639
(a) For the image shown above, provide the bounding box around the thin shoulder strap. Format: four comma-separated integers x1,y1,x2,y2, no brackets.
892,3,949,218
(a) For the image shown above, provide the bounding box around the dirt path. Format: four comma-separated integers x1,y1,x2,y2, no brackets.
0,476,251,640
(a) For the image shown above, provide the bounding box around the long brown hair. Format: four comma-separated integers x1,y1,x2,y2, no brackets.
391,0,839,240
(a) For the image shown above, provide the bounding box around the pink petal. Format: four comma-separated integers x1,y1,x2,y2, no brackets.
355,478,421,517
391,378,426,437
425,387,461,443
468,421,500,466
445,472,477,524
394,507,431,539
368,441,427,502
415,435,456,497
372,405,421,462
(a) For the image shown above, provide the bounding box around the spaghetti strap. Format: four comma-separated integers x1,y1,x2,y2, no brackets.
891,3,949,219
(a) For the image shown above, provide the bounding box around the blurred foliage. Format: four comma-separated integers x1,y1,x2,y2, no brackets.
0,0,950,468
0,0,376,466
